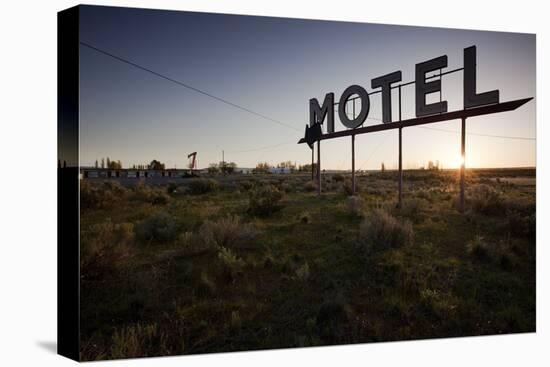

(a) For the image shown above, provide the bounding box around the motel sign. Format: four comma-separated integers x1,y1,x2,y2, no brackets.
299,46,533,212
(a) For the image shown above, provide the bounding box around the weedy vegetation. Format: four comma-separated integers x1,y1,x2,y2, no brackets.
80,168,535,360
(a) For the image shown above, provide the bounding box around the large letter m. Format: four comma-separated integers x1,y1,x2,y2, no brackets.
309,93,334,133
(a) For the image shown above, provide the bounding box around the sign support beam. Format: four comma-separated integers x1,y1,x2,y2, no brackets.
317,140,321,196
398,127,403,208
460,117,466,213
311,147,314,181
352,134,356,195
298,98,532,144
398,85,403,208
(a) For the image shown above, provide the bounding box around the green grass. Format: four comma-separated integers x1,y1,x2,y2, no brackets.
79,168,536,360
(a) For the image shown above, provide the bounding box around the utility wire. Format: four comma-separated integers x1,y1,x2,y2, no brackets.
414,125,535,141
80,41,301,132
357,132,394,171
368,116,534,141
227,139,296,154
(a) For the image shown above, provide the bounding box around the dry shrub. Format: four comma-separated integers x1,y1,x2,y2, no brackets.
316,298,348,343
81,220,133,279
294,262,310,281
151,191,170,205
198,215,258,249
218,246,245,278
110,323,162,359
132,181,153,201
332,173,345,182
195,271,217,297
466,235,490,261
504,198,535,238
506,210,536,238
80,180,127,209
281,182,293,193
239,180,255,191
347,195,363,216
166,182,179,194
174,231,213,256
359,208,413,254
175,216,258,257
397,197,429,220
230,310,242,330
304,181,316,192
187,178,219,195
468,184,504,215
298,211,311,224
135,212,179,245
248,185,283,216
466,236,518,269
342,179,360,196
132,182,170,205
415,188,431,200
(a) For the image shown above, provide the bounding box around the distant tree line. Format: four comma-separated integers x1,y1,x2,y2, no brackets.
297,163,317,172
93,158,171,170
94,157,122,170
208,161,237,174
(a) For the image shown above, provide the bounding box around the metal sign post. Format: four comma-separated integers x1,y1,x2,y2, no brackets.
311,146,314,181
460,117,466,212
317,140,321,196
352,134,356,195
398,127,403,207
398,84,403,208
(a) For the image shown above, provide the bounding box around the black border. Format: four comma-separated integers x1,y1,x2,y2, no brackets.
57,5,80,361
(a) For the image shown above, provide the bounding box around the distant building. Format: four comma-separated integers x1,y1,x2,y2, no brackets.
235,167,253,174
80,168,194,179
268,167,291,174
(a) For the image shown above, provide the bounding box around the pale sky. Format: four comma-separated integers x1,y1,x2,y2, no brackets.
79,5,536,170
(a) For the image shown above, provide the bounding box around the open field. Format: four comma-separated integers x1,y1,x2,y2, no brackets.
79,168,536,360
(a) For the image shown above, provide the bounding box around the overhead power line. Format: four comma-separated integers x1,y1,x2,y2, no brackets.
367,116,534,141
80,41,301,132
357,132,393,171
414,125,535,141
227,139,296,154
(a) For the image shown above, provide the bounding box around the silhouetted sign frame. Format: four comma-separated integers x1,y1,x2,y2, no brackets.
299,45,533,212
299,98,532,144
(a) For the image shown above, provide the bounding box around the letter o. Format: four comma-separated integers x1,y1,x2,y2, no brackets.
338,85,370,129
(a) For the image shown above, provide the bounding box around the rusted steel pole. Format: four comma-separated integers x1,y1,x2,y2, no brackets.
317,140,321,195
398,85,403,208
398,127,403,208
311,147,314,181
352,134,356,195
352,100,357,195
460,117,466,213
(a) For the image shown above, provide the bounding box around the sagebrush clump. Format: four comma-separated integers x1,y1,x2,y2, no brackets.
332,173,345,182
248,184,283,216
198,215,258,249
80,219,133,279
131,182,170,205
467,235,490,261
187,178,219,195
304,181,316,192
346,195,363,216
218,246,245,278
80,180,128,209
397,197,429,221
342,179,359,196
359,208,413,254
135,212,179,244
468,184,504,215
110,323,161,359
